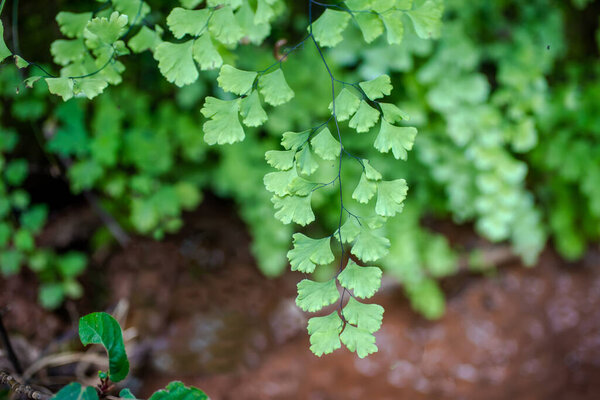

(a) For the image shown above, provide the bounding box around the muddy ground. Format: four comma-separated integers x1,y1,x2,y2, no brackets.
2,198,600,400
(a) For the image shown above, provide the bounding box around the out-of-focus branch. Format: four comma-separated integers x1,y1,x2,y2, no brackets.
0,371,52,400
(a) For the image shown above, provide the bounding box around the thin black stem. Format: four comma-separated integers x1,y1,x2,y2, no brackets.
0,311,23,375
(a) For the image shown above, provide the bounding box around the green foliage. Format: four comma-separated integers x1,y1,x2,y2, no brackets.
149,382,209,400
52,383,99,400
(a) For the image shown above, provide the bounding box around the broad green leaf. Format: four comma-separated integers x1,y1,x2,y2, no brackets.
311,9,351,47
236,1,271,44
174,182,202,210
363,160,382,181
217,65,257,95
4,159,28,186
264,168,298,196
192,34,223,70
355,13,384,43
57,252,87,278
375,179,408,217
287,233,334,273
281,129,310,150
46,78,74,101
406,0,444,39
0,22,12,63
149,382,208,400
374,121,417,160
20,204,48,233
272,194,315,225
259,69,294,106
84,12,128,46
329,87,361,121
352,173,376,204
310,127,340,161
119,389,136,399
295,145,319,176
287,176,319,196
381,10,404,44
200,97,245,145
349,101,380,133
50,39,86,65
14,229,34,252
51,382,99,400
128,26,162,53
296,279,340,312
255,0,275,24
56,12,93,38
79,312,129,382
307,311,343,356
39,283,64,309
209,7,244,45
25,76,42,88
380,102,409,124
154,40,198,86
113,0,150,22
336,217,362,243
359,75,392,100
75,78,109,99
337,260,382,299
351,228,390,262
342,297,384,333
340,324,378,358
166,8,211,38
240,90,267,127
265,150,295,170
14,55,28,68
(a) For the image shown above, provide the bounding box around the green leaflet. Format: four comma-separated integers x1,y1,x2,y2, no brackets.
56,12,93,38
259,69,294,106
281,130,310,150
84,12,128,46
51,383,99,400
355,12,384,43
381,10,404,44
75,78,109,99
336,217,362,243
310,128,340,161
352,173,376,204
343,297,384,334
14,55,28,68
255,0,275,25
363,160,382,181
154,40,198,86
295,145,319,176
166,8,211,39
128,26,162,53
351,227,390,262
201,97,245,145
79,312,129,382
264,168,298,196
240,90,268,126
406,0,444,39
192,34,223,70
51,39,86,66
349,101,380,133
329,87,361,121
296,278,340,312
217,65,257,95
376,179,408,217
149,382,208,400
374,120,417,160
209,7,244,45
288,176,319,196
236,2,271,45
46,78,74,101
359,75,392,100
119,389,136,399
338,260,382,299
340,324,378,358
380,102,410,124
311,9,351,47
265,150,295,171
113,0,151,22
272,194,315,225
307,311,343,356
287,233,334,273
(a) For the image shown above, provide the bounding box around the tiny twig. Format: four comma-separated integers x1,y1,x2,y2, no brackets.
0,371,51,400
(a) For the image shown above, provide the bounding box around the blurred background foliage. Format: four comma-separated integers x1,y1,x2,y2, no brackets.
0,0,599,318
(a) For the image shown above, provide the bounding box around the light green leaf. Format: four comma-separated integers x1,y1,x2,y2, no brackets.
351,228,390,262
209,7,244,45
311,9,351,47
265,150,295,170
310,127,340,160
381,10,404,44
264,168,298,196
255,0,275,24
217,64,257,95
287,233,334,273
51,383,99,400
343,297,383,334
355,12,384,43
295,145,319,176
329,87,361,121
25,76,42,88
240,90,268,127
154,40,198,86
307,311,343,356
14,55,28,68
0,22,12,63
75,78,108,99
84,12,128,46
56,12,93,38
375,179,408,217
380,102,409,124
119,389,136,399
192,34,223,70
236,1,271,44
337,260,382,299
272,194,315,225
57,252,87,278
174,182,202,210
287,176,319,196
296,279,340,312
340,324,377,358
50,39,86,65
149,382,208,400
128,26,162,53
281,129,310,150
113,0,151,22
363,160,382,181
259,69,294,106
14,229,34,252
79,312,129,382
336,217,362,243
406,0,444,39
200,97,245,145
352,173,376,204
166,8,211,39
374,120,417,160
349,101,380,133
46,78,74,101
359,75,392,100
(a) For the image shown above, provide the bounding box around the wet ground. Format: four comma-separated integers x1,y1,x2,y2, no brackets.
2,198,600,400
